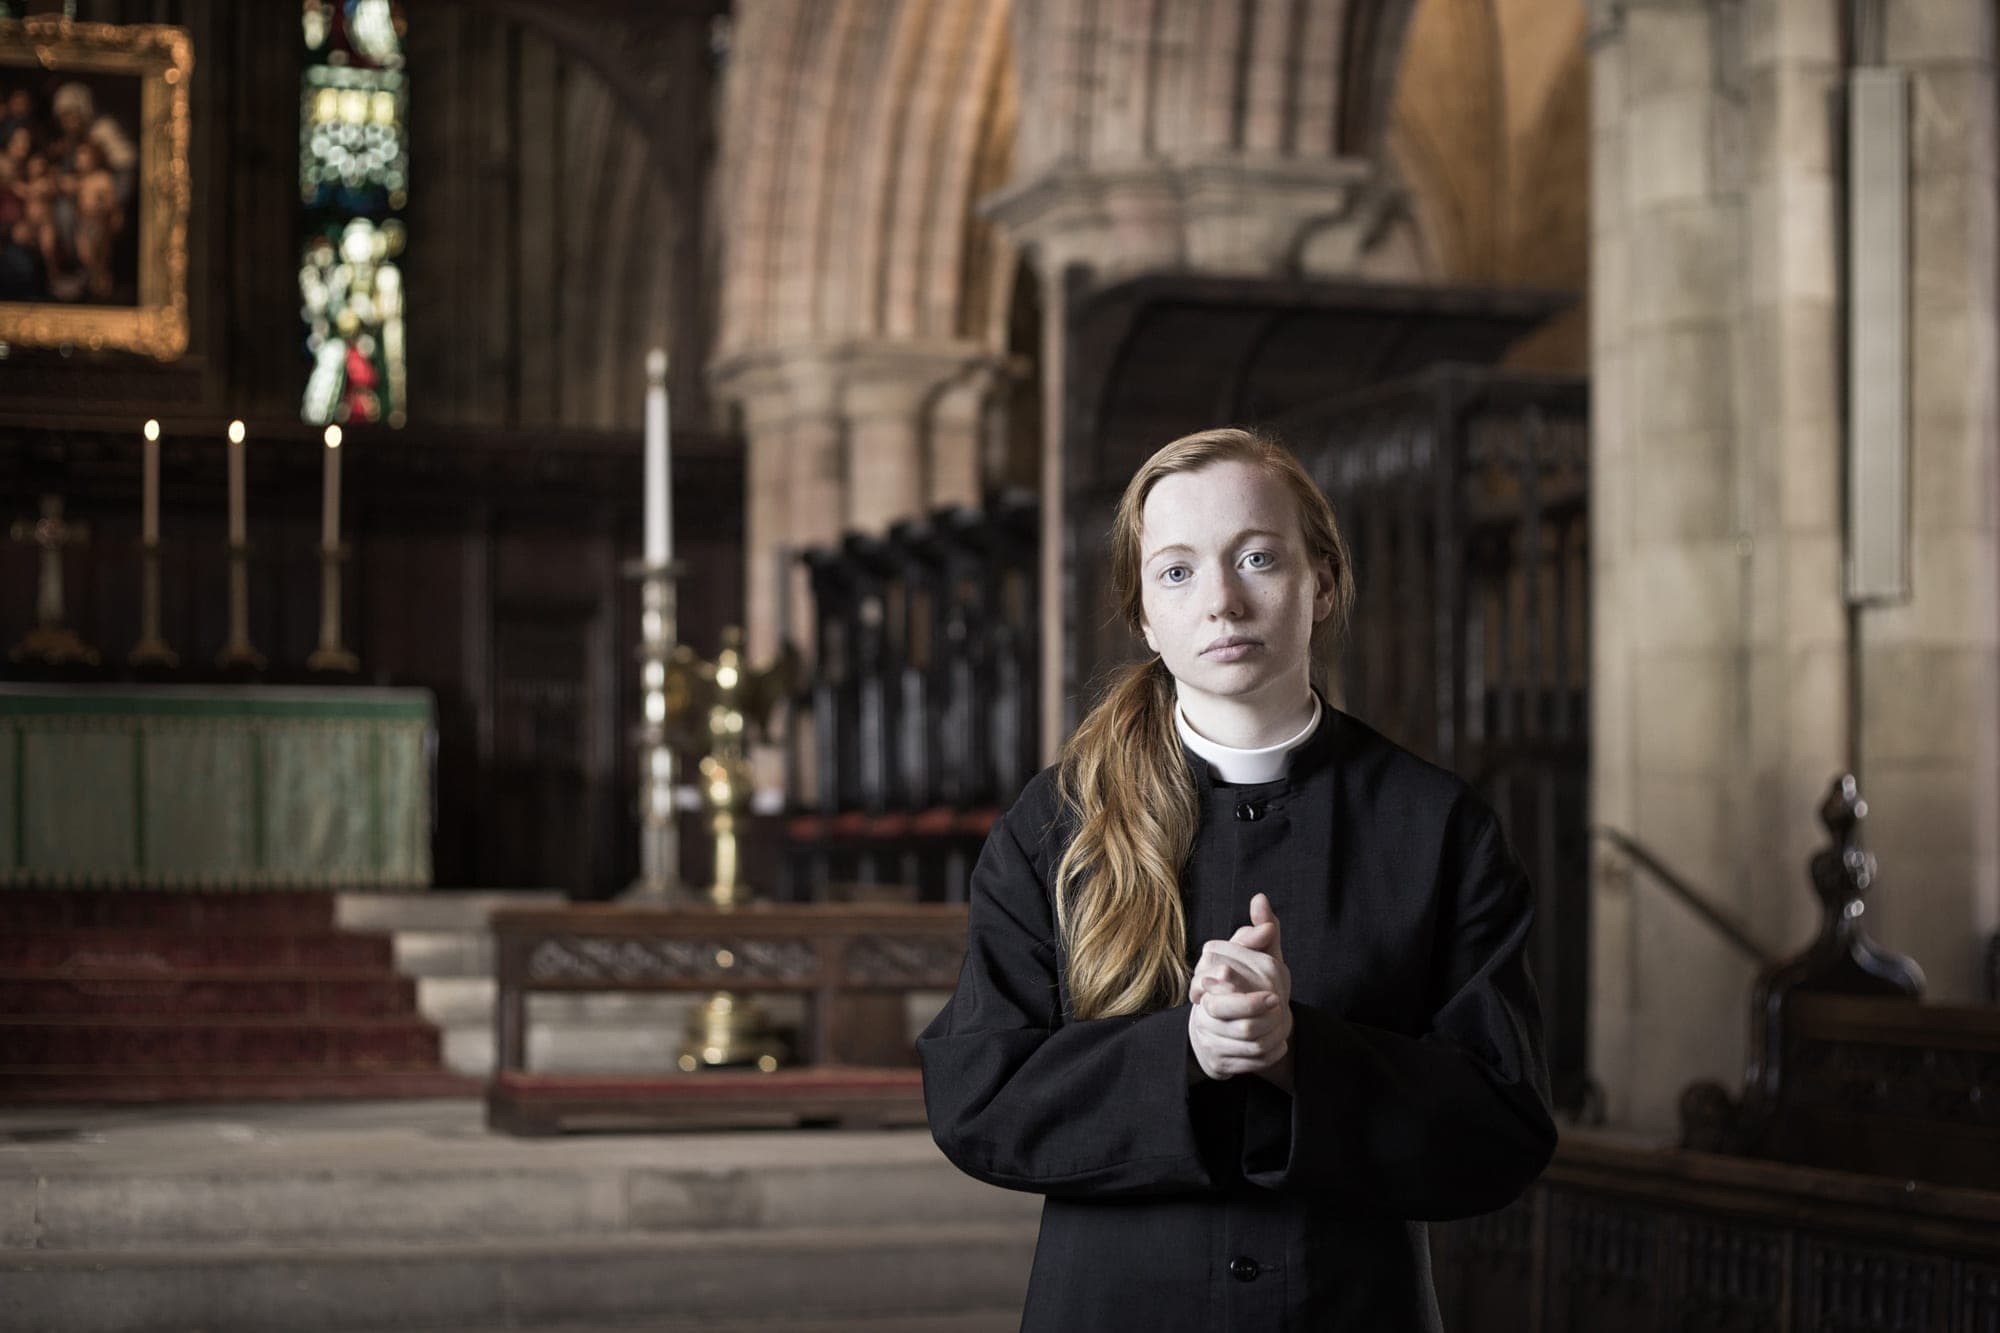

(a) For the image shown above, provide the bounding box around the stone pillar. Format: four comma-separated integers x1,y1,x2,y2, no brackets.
720,340,1000,653
740,397,792,666
1590,0,1763,1134
840,344,994,533
718,348,846,661
714,348,843,805
929,360,1001,511
777,353,846,646
1857,1,1999,999
1037,263,1069,763
1738,0,1851,965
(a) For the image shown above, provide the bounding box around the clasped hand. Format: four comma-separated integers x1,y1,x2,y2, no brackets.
1186,891,1293,1083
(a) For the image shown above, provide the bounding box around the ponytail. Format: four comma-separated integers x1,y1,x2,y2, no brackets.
1050,656,1200,1020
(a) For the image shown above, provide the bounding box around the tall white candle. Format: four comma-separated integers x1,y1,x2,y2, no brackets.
226,419,246,547
643,348,672,565
322,425,343,550
141,419,160,545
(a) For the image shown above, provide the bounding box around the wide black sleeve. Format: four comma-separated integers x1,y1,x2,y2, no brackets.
1238,793,1558,1219
914,785,1222,1199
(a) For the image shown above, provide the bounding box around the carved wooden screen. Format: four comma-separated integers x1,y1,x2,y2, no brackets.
1283,367,1591,1114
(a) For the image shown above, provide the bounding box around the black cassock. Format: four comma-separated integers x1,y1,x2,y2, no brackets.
915,701,1557,1332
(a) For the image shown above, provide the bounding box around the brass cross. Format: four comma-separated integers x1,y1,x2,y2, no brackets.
8,494,100,666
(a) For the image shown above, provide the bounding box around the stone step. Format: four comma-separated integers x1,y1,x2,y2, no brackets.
2,1114,1040,1251
0,890,336,933
2,1223,1038,1333
418,979,710,1027
0,1069,479,1103
0,971,419,1020
392,931,495,978
336,892,566,934
0,1014,443,1068
418,979,951,1078
437,1009,954,1078
418,978,951,1030
442,1020,712,1077
406,1313,1022,1333
0,929,394,971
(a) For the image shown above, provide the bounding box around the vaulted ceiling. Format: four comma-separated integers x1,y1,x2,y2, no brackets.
711,0,1588,372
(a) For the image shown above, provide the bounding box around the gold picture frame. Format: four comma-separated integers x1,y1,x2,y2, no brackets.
0,17,192,360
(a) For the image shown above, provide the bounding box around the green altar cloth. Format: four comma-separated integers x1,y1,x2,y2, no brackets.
0,685,434,890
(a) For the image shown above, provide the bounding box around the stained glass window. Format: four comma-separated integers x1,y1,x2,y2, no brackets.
299,0,407,428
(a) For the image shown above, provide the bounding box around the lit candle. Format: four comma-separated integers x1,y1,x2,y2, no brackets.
644,348,672,565
141,419,160,545
322,424,342,551
226,419,246,547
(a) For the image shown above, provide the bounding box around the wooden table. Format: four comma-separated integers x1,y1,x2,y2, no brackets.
485,901,967,1135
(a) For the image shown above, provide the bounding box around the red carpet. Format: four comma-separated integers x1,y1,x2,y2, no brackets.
0,890,476,1103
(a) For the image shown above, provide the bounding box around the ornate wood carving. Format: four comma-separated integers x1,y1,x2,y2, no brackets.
1433,1135,2000,1333
1797,1240,1943,1333
1681,1216,1786,1333
1785,1038,2000,1131
843,934,964,988
526,935,817,985
1681,774,1927,1157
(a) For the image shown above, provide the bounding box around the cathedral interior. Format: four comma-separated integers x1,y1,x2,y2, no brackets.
0,0,1996,1329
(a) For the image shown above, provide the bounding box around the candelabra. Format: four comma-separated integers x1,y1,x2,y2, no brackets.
624,557,687,902
127,535,178,668
306,542,358,673
214,538,265,671
656,622,799,1071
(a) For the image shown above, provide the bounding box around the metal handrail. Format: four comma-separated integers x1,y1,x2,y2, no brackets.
1591,825,1777,969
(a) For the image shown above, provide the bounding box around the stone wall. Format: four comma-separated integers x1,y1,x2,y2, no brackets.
1590,0,1999,1133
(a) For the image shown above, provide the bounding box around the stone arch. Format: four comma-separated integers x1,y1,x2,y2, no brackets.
1007,0,1418,174
1387,0,1591,368
715,0,1438,361
717,0,1018,360
992,0,1426,280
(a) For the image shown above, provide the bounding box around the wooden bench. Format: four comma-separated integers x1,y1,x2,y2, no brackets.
484,901,966,1135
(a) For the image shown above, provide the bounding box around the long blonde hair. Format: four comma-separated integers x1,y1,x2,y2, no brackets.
1050,428,1357,1020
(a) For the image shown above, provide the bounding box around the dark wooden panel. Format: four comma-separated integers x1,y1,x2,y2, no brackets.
1435,1135,2000,1333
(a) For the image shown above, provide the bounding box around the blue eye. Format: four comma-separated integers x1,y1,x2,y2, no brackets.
1242,551,1274,570
1161,565,1190,585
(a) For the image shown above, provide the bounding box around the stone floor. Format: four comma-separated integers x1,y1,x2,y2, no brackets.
0,1099,1039,1332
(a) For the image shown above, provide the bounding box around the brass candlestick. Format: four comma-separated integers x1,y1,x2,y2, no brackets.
215,539,266,671
306,543,358,672
127,537,178,668
664,625,799,1072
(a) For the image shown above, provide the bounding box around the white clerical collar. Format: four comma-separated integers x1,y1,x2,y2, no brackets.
1176,690,1322,784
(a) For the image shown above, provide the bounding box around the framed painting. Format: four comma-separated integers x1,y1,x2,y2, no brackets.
0,17,191,360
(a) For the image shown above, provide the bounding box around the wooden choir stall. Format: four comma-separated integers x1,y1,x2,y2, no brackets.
1430,777,2000,1332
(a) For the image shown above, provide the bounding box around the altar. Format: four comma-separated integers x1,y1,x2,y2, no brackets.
0,685,433,890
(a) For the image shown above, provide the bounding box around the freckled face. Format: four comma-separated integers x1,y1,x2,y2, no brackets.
1137,459,1336,713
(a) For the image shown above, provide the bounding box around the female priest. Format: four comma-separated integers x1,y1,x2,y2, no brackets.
915,427,1558,1331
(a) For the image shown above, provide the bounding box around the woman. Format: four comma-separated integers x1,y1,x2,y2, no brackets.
915,427,1557,1331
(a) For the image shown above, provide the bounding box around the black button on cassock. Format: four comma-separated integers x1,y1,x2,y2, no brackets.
1234,802,1262,821
1229,1255,1260,1282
